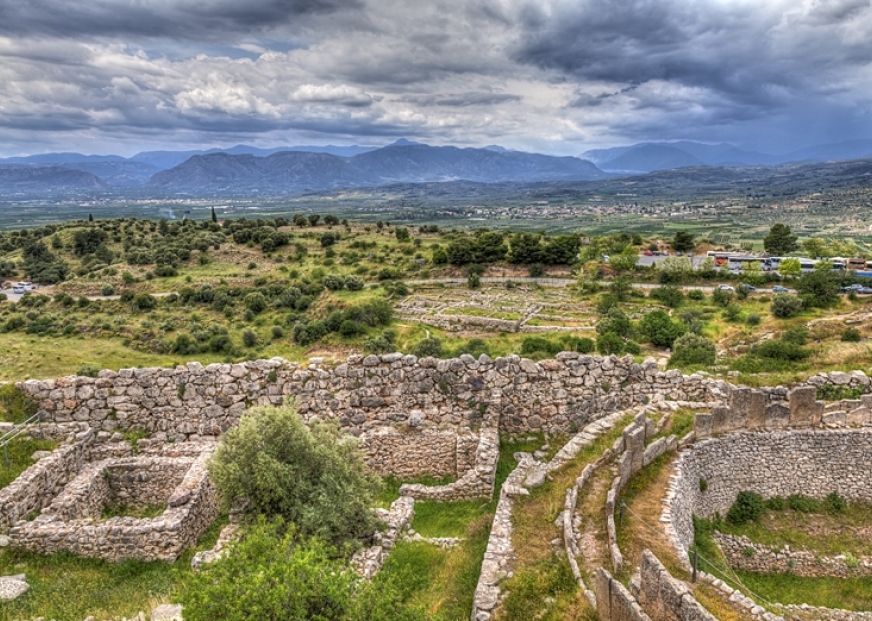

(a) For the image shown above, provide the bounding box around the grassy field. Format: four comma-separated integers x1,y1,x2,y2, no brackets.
0,516,227,621
0,436,57,489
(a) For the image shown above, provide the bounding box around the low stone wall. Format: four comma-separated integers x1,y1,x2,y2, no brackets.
352,496,415,580
9,451,218,562
0,431,93,531
636,550,716,621
606,413,677,572
666,429,872,557
400,427,499,501
716,533,872,578
596,566,653,621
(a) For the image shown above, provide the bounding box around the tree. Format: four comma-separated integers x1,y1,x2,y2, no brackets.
609,246,639,272
763,224,798,255
638,310,686,348
412,337,443,358
308,214,321,227
795,269,839,308
394,227,410,242
672,231,696,253
669,333,716,367
88,213,94,222
507,232,542,264
778,257,801,278
802,237,828,259
211,206,218,223
657,256,693,283
596,307,631,338
209,405,381,548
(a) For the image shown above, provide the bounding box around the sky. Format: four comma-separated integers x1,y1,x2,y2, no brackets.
1,0,872,157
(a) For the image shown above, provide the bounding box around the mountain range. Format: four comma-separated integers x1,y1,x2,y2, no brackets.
3,137,872,195
582,139,872,172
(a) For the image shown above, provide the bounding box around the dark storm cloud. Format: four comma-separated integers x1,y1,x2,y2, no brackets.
0,0,357,40
400,92,521,107
515,0,872,106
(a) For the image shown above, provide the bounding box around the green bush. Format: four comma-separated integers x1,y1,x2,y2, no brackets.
638,309,686,348
209,405,381,549
650,285,684,308
180,518,425,621
412,337,443,358
727,491,766,525
842,328,862,342
787,494,820,513
825,491,847,515
751,339,809,361
687,289,705,301
770,293,803,318
712,287,734,307
766,496,787,511
669,333,716,367
782,325,809,345
596,307,631,338
596,332,625,355
243,292,268,314
242,329,258,348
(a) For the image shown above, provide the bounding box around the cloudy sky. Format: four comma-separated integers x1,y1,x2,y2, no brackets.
1,0,872,157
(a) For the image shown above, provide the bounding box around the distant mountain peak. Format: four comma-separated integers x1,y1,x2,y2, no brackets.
388,138,422,147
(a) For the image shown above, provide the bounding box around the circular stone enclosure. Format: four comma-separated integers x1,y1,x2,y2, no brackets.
668,429,872,556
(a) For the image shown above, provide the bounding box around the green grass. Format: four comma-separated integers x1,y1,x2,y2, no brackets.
412,500,494,538
0,437,57,488
717,501,872,557
735,571,872,611
0,515,227,621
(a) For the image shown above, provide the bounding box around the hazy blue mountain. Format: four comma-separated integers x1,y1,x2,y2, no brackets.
62,161,162,187
132,143,377,169
0,165,106,191
147,143,607,192
0,153,126,165
598,144,705,172
784,139,872,163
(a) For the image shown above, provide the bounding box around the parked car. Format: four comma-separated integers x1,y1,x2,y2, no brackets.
716,284,735,291
841,283,865,292
12,286,25,294
772,285,790,293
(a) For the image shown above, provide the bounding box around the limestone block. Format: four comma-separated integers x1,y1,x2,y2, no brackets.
788,386,824,426
848,406,871,426
694,413,712,439
711,405,740,435
763,402,791,428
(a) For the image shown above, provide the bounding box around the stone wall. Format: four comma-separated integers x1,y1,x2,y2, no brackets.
596,566,653,621
637,550,717,621
16,353,730,441
716,533,872,578
9,451,218,562
0,431,93,530
666,429,872,556
359,428,477,479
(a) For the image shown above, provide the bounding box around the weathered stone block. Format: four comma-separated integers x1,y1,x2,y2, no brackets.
788,386,823,426
763,402,790,428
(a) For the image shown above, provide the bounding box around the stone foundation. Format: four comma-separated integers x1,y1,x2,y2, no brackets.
9,450,217,562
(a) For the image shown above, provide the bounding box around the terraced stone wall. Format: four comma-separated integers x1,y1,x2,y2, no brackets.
668,430,872,555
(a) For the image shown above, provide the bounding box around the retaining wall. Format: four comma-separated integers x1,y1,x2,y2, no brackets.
667,429,872,556
16,353,730,440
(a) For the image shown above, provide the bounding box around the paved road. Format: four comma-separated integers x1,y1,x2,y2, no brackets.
405,277,793,294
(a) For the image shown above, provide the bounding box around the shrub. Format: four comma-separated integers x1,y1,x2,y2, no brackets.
727,491,765,525
722,303,742,322
596,332,625,356
745,313,762,326
825,491,847,515
243,292,268,314
751,339,809,361
766,496,787,511
787,494,820,513
669,333,716,367
687,289,705,301
650,285,684,308
344,275,365,291
770,293,803,318
131,293,156,311
596,307,631,338
412,337,443,358
323,274,346,291
782,325,809,345
712,287,734,307
179,517,425,621
208,405,381,548
842,327,862,342
100,284,115,296
638,309,686,348
242,329,258,348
